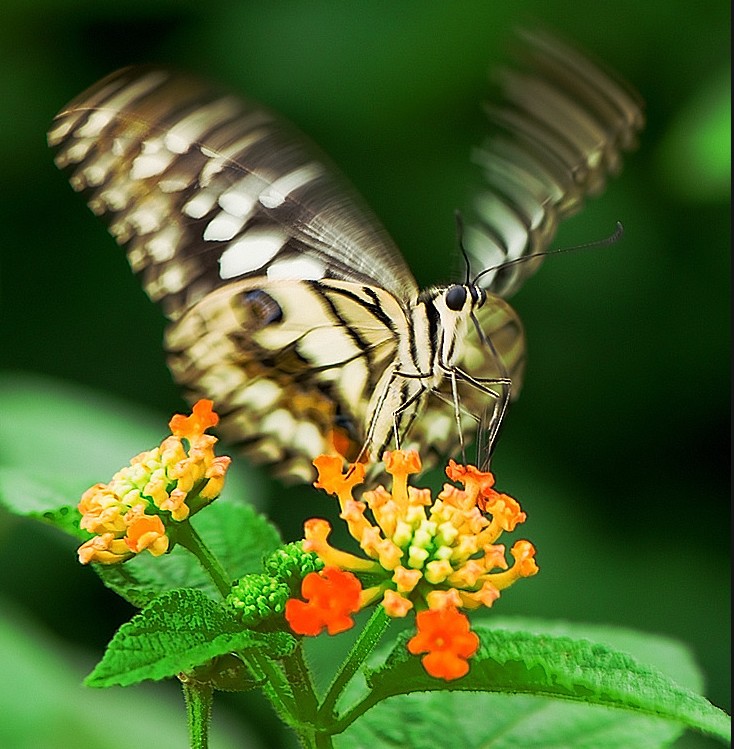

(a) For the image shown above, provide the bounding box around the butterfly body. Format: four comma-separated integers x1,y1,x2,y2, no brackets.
48,32,643,481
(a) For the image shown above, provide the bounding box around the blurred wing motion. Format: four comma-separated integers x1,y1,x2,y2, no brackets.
48,30,643,481
466,28,645,296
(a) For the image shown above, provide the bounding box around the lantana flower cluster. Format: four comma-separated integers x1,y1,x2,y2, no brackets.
285,450,538,680
77,400,231,565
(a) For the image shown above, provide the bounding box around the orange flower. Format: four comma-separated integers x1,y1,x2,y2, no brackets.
294,450,537,679
407,606,480,680
125,514,169,556
285,567,363,636
169,399,219,440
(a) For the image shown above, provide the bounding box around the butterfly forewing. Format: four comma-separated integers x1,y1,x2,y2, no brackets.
48,65,419,321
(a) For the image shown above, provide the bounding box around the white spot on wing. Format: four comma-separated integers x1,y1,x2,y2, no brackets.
267,256,325,281
77,110,115,138
158,176,191,193
146,225,182,262
234,380,282,411
218,228,287,279
81,152,116,186
127,205,163,235
99,185,133,211
218,176,261,218
259,163,323,209
164,132,191,154
131,149,175,180
164,97,242,156
203,211,246,242
63,139,94,165
292,422,323,457
261,409,297,438
47,118,73,146
183,189,219,219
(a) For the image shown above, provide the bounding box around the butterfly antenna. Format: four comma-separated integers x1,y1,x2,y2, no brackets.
472,221,624,286
454,210,472,285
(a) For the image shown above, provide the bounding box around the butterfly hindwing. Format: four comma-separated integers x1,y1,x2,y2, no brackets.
164,277,408,480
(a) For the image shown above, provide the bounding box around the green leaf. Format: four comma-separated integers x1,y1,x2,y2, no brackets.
0,465,87,539
359,626,730,745
95,501,282,608
86,588,295,688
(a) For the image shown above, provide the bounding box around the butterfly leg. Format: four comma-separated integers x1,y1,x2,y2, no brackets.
448,368,467,462
389,378,430,450
443,367,513,469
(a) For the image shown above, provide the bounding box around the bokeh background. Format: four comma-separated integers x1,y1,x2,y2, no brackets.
0,1,729,747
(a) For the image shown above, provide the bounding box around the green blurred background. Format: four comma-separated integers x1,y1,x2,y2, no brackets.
0,1,729,747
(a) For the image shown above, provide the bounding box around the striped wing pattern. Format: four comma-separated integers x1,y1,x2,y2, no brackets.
165,278,407,481
466,29,645,296
48,65,419,322
48,32,642,481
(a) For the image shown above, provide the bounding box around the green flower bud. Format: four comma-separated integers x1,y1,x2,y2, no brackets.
227,573,290,626
263,542,324,592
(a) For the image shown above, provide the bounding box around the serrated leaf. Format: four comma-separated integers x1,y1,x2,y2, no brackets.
86,588,295,688
363,628,730,743
338,691,693,749
337,618,719,748
95,501,282,608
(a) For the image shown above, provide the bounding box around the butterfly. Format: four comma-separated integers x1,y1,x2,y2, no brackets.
48,29,643,482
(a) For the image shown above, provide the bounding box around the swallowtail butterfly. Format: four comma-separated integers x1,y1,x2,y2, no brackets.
48,30,643,482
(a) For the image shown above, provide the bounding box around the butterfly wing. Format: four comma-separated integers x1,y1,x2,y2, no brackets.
48,65,419,322
414,30,644,466
165,277,408,481
466,29,645,297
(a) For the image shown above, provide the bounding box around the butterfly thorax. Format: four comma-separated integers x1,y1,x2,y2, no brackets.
362,283,488,459
418,283,486,374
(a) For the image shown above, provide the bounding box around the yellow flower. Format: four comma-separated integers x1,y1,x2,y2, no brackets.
77,400,231,565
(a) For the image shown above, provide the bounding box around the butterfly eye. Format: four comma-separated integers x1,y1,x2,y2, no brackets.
445,285,467,311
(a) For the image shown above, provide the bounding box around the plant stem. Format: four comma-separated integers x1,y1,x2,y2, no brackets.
244,649,299,725
318,607,391,722
282,643,319,722
181,680,213,749
174,519,231,597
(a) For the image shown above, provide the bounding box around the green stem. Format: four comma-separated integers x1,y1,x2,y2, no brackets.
244,649,299,726
174,519,231,597
181,680,213,749
314,732,335,749
282,643,319,722
318,607,391,723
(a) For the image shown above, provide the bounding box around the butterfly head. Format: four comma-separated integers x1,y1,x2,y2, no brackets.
443,283,486,314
